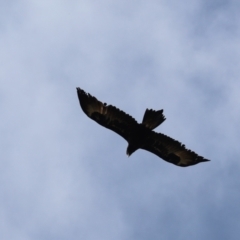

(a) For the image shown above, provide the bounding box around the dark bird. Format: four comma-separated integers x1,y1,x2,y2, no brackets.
77,87,210,167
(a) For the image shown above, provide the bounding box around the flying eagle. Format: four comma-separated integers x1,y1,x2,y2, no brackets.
77,87,210,167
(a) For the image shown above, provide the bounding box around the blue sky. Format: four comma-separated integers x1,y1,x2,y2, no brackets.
1,1,240,239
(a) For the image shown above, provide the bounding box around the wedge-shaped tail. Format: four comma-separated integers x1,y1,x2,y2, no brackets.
142,109,166,130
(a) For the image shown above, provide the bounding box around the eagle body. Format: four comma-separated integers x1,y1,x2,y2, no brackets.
77,87,210,167
126,124,151,156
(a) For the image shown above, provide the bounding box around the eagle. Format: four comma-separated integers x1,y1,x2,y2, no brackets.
77,87,210,167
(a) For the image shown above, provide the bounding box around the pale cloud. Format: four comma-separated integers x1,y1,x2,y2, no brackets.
1,0,240,239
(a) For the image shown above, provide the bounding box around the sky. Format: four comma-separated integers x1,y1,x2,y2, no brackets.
1,0,240,239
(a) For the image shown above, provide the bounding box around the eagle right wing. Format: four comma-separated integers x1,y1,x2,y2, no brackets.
77,88,137,141
141,131,210,167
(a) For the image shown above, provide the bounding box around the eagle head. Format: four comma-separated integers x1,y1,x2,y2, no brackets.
126,144,138,157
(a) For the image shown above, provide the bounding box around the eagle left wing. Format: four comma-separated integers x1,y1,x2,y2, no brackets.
77,87,137,141
141,131,210,167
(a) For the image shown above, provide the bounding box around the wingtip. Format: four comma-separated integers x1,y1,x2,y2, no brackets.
201,158,210,163
76,87,86,97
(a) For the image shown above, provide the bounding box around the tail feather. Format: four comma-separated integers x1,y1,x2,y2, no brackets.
142,109,166,130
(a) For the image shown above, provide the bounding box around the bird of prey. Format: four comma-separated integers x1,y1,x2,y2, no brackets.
76,87,210,167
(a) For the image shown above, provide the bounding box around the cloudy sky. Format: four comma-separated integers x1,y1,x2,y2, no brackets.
1,0,240,239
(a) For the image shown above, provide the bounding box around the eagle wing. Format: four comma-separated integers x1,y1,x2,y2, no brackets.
77,88,137,141
141,131,210,167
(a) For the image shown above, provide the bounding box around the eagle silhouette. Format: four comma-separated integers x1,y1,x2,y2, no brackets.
77,87,210,167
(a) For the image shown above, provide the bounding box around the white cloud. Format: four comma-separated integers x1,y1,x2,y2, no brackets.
1,0,240,239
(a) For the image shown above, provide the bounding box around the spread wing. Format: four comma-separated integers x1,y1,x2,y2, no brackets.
77,87,137,141
141,131,210,167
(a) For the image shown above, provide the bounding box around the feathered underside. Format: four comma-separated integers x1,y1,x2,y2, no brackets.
141,131,209,167
77,87,210,167
77,87,137,141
